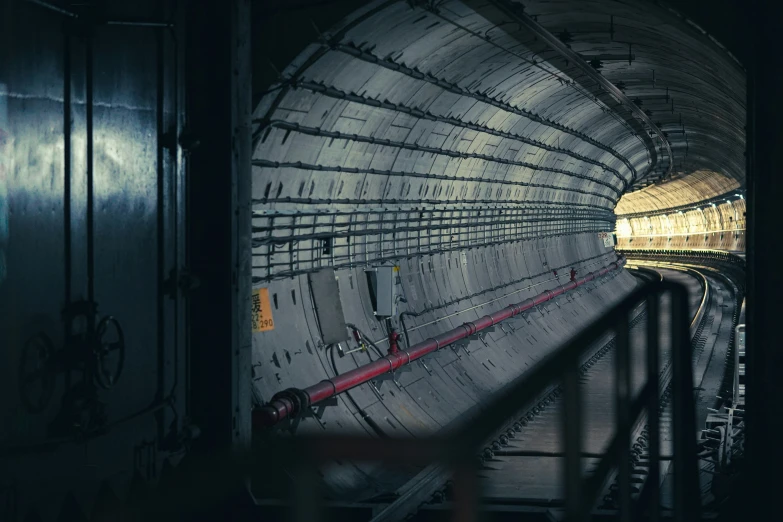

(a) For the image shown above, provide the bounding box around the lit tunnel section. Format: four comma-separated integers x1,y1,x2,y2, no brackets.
249,0,745,499
616,171,746,251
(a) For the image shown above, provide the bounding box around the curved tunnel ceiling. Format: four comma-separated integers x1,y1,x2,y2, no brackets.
616,169,741,215
252,0,745,238
247,0,747,499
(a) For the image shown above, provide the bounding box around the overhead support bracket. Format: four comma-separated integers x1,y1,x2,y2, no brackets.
486,0,673,184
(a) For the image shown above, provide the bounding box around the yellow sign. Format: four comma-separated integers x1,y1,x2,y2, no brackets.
251,287,275,332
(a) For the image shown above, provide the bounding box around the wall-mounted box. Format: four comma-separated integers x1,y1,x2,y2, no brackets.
308,268,349,344
365,264,397,317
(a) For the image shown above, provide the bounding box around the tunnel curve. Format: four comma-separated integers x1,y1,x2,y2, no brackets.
250,0,746,500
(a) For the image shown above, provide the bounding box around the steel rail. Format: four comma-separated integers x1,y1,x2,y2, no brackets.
259,274,700,522
254,256,627,427
599,266,710,513
372,297,648,522
374,264,706,522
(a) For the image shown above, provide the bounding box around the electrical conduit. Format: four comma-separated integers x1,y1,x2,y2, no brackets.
254,256,627,428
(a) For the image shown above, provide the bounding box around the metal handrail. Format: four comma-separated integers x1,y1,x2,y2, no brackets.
256,278,701,522
618,247,746,267
114,278,702,522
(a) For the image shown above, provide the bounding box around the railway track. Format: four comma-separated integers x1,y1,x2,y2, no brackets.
472,268,707,509
389,263,737,521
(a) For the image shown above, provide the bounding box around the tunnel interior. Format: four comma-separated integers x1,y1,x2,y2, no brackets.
0,0,752,520
249,0,744,499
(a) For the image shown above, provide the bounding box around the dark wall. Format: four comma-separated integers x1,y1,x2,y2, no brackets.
660,0,748,65
252,0,368,105
0,1,187,520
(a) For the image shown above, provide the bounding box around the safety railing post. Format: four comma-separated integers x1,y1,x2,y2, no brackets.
290,458,323,522
646,293,661,522
615,316,631,522
452,459,480,522
670,287,701,522
562,357,582,521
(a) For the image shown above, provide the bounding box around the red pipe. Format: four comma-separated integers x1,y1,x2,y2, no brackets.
254,257,626,428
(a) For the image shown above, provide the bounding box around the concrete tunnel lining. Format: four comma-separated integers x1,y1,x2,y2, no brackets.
249,0,745,500
0,0,750,518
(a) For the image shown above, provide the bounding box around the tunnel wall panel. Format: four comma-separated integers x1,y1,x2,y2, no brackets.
616,198,745,252
251,232,635,499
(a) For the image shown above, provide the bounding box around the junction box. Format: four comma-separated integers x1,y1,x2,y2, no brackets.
365,264,398,318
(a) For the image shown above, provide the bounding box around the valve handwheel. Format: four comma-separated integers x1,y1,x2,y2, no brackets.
94,315,125,389
18,332,56,413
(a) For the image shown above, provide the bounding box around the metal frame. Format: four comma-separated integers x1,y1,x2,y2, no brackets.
252,205,614,281
185,0,252,453
252,277,700,522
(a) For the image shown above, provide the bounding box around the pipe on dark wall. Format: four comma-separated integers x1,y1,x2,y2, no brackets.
254,256,627,428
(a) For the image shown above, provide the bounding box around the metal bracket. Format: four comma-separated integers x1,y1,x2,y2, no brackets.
302,396,339,426
375,365,412,389
370,380,384,400
281,396,339,434
466,326,494,347
419,359,433,375
455,340,473,356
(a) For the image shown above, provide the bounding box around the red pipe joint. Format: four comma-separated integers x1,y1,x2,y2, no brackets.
388,329,400,355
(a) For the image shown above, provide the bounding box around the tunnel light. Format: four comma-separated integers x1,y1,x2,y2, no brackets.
739,194,744,200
